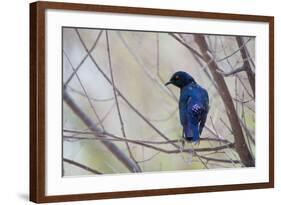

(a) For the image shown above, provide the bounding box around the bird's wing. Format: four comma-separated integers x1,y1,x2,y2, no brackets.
184,100,203,142
180,84,209,142
198,88,209,135
199,109,208,135
188,86,209,135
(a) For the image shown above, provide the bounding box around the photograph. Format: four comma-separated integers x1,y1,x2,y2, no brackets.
62,27,256,176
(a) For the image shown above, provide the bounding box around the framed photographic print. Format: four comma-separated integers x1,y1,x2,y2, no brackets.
30,1,274,203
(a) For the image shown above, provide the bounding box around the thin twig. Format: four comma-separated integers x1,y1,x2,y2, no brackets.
236,36,255,96
239,118,255,145
169,33,204,60
216,38,252,62
137,152,161,163
194,151,209,169
75,30,180,149
195,154,241,164
218,37,254,99
64,30,103,87
105,31,141,171
245,43,256,68
178,34,218,90
117,31,178,101
63,90,141,172
63,133,232,145
63,158,102,174
210,116,238,166
63,50,105,131
67,86,114,102
63,130,235,154
232,97,254,104
219,118,233,135
236,75,254,99
216,65,246,77
240,92,256,146
96,102,116,126
63,129,232,144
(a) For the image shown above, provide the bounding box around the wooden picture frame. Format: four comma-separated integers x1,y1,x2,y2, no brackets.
30,1,274,203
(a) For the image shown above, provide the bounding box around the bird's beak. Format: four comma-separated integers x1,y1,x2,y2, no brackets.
165,81,172,86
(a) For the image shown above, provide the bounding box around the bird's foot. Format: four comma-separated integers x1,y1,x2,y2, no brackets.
180,148,193,165
192,140,200,146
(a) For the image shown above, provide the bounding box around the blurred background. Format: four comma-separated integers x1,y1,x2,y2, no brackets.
62,28,255,176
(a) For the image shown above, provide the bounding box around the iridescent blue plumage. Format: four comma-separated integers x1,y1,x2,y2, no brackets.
165,71,209,142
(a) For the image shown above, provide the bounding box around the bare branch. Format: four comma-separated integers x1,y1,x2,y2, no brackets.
196,154,241,164
240,92,255,146
67,86,114,102
236,36,255,96
216,38,252,62
96,102,115,126
63,90,141,173
218,36,254,99
63,49,105,131
232,97,254,104
169,33,204,60
219,118,233,135
63,129,235,154
193,34,255,167
137,152,161,163
179,34,218,90
245,44,256,68
236,75,254,99
168,34,252,167
63,158,102,174
193,149,209,169
216,65,246,77
105,31,141,171
64,30,103,87
239,118,255,145
63,129,233,144
116,31,178,101
75,30,180,149
210,116,221,141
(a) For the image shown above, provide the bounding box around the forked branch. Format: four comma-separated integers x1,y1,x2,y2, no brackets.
63,90,141,173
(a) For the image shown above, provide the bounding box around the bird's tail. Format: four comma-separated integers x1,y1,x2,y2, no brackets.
184,122,199,142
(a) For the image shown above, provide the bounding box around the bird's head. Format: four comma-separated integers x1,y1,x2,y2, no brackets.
165,71,195,89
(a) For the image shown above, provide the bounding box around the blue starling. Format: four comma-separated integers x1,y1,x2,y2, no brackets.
165,71,209,143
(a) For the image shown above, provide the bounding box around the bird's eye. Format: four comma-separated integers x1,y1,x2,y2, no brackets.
175,75,180,80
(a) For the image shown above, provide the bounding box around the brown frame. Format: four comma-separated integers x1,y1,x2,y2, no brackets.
30,1,274,203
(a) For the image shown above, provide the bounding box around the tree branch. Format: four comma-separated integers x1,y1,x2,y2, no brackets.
105,31,141,171
117,31,178,101
63,129,234,154
195,154,241,164
216,38,252,62
75,30,180,150
216,65,246,77
63,49,105,131
193,35,255,167
63,158,102,174
169,33,205,60
63,90,141,173
236,36,255,96
64,30,103,87
67,86,114,102
63,128,233,144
